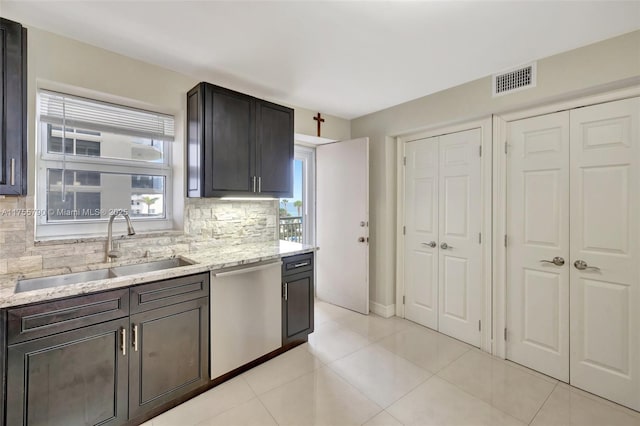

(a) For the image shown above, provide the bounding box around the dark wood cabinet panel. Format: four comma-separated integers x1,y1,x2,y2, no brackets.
256,100,294,197
130,272,209,314
2,273,211,426
7,288,129,345
128,298,209,420
0,18,27,195
208,86,254,194
282,252,313,275
6,318,129,426
187,82,293,198
282,253,315,345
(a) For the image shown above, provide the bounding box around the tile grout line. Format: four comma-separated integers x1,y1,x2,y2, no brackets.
433,373,526,425
359,408,387,425
255,394,282,426
528,382,558,425
243,347,324,396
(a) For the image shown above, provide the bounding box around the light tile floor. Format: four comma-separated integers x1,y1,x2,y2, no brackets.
146,300,640,426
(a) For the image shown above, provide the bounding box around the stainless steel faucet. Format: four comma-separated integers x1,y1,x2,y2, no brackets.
106,210,136,262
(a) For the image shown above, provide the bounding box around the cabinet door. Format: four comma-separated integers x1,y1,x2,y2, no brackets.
256,100,293,197
6,318,129,426
205,84,254,196
0,18,27,195
128,298,209,420
282,271,314,345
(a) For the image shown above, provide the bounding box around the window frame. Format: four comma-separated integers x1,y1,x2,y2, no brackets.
36,97,174,239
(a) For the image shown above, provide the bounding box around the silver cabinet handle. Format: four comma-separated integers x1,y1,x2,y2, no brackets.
540,257,565,266
120,327,127,356
10,158,15,186
293,262,309,268
252,176,257,192
421,241,437,248
574,260,600,272
258,176,262,193
283,282,288,301
440,242,453,250
132,324,139,352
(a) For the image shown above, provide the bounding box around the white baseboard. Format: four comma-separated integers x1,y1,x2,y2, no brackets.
369,301,395,318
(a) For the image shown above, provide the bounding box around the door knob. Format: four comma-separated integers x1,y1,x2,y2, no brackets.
540,257,565,266
421,241,437,248
574,260,600,272
440,242,452,250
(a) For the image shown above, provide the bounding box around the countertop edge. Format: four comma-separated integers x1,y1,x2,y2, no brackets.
0,243,317,309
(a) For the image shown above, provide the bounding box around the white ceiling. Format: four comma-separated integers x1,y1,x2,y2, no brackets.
1,1,639,119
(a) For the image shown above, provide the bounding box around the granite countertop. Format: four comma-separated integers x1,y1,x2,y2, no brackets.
0,240,317,309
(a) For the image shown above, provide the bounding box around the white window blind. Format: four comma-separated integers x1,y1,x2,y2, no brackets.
39,90,174,141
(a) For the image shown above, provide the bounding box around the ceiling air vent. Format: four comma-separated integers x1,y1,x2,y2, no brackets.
492,62,537,97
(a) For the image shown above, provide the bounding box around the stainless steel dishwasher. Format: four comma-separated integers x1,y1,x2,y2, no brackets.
210,260,282,378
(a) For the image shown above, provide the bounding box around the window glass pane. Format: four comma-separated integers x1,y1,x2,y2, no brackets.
280,159,304,243
45,123,165,164
47,191,75,221
48,169,100,187
46,168,165,222
76,140,101,156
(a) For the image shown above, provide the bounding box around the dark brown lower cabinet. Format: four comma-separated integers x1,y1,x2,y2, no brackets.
5,318,129,426
128,298,209,420
3,272,210,426
282,253,315,345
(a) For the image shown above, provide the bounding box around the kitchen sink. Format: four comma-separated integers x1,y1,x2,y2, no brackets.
15,269,118,293
109,258,193,277
15,258,195,293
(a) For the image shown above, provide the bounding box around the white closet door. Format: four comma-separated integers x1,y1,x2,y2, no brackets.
437,129,483,347
507,112,570,382
569,97,640,411
404,137,439,329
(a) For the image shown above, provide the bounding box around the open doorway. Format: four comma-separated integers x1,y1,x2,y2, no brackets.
279,145,315,245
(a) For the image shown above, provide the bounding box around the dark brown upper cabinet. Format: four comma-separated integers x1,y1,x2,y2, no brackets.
187,83,293,198
0,18,27,196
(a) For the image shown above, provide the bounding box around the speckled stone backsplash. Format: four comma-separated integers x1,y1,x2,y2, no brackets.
0,196,278,275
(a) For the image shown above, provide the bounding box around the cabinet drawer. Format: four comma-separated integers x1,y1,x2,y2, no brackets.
282,252,314,276
7,288,129,345
130,272,210,313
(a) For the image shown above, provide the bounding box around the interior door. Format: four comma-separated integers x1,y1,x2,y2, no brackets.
316,138,369,314
404,137,439,329
437,129,483,347
506,111,571,382
569,97,640,411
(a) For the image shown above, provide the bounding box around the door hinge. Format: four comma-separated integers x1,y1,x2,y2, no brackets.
504,234,507,247
478,232,482,244
403,156,406,166
504,141,508,154
403,226,406,235
478,320,481,331
402,295,405,305
504,327,507,341
479,145,482,157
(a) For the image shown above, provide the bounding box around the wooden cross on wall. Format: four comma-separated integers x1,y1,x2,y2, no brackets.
313,112,325,137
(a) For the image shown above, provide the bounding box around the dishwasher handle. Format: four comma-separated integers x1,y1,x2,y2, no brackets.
213,261,282,278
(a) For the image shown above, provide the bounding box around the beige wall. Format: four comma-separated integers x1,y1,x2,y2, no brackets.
0,25,351,274
291,106,351,141
25,26,351,200
351,30,640,308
